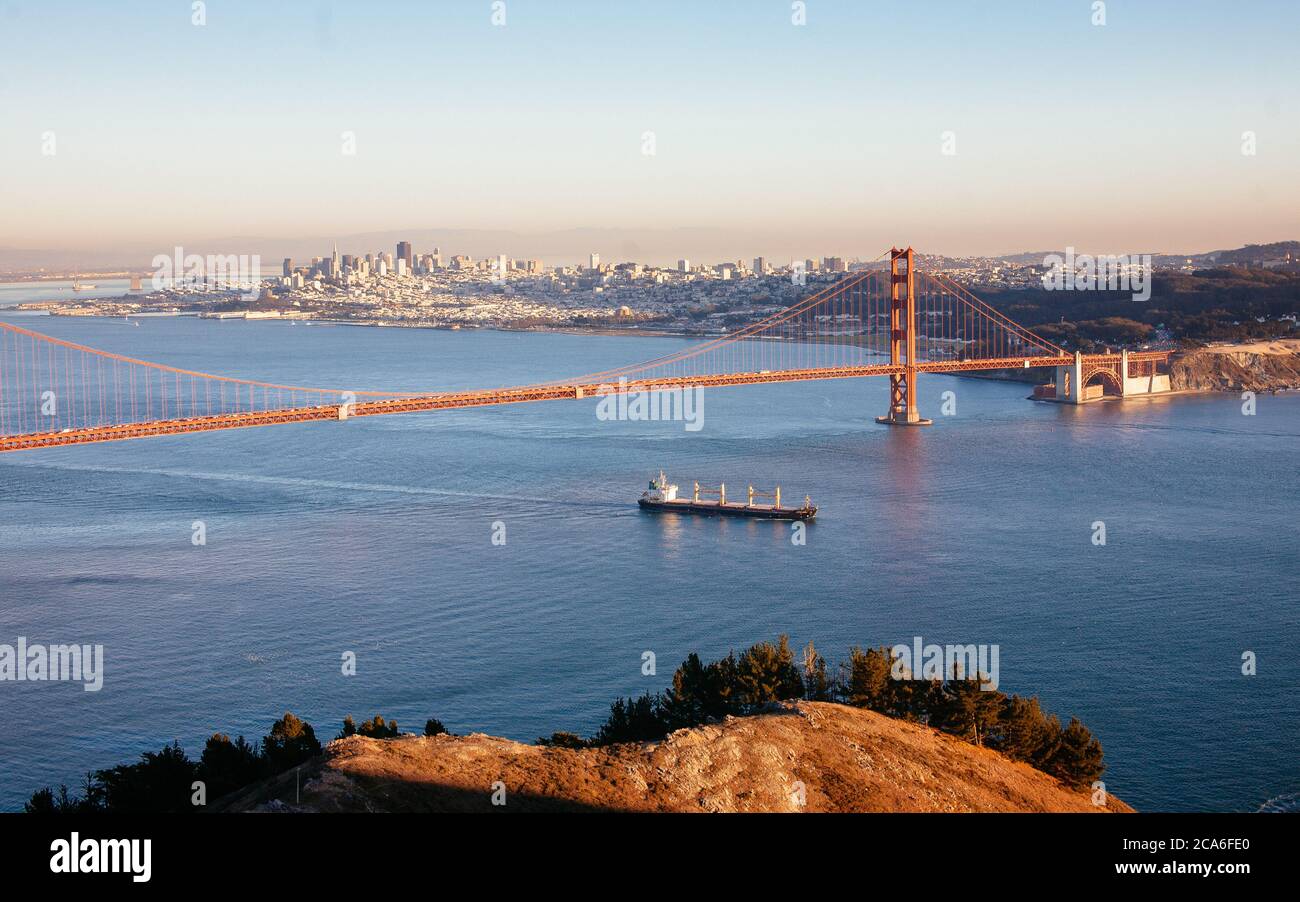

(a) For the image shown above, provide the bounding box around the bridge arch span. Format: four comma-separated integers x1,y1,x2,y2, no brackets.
1082,366,1123,396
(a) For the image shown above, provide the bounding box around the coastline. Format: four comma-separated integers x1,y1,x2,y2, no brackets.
954,341,1300,395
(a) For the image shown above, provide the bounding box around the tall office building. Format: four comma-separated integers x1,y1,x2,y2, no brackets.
282,258,293,278
589,252,600,271
397,241,413,271
678,259,690,273
752,256,766,275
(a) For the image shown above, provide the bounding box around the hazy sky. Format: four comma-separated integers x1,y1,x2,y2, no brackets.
1,0,1297,262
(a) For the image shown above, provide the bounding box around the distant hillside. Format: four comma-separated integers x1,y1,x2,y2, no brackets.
996,241,1299,269
976,267,1300,347
215,701,1132,814
1206,241,1300,266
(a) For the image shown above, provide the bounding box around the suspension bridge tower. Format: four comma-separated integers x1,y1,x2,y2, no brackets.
875,247,933,426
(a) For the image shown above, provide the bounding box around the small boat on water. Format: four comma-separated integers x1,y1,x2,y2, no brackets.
638,471,817,521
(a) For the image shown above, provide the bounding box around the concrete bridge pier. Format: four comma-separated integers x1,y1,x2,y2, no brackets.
1042,350,1171,404
1120,349,1172,398
1052,352,1086,404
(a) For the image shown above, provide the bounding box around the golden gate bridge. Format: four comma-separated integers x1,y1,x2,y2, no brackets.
0,249,1171,454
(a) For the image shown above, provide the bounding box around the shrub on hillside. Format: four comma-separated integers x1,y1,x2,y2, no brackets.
339,715,400,740
25,713,326,814
589,636,1107,793
198,733,263,800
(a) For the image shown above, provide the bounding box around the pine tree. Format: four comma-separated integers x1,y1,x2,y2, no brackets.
262,712,322,773
991,695,1061,766
355,715,399,738
734,635,804,707
198,733,263,800
662,653,707,726
1046,717,1105,788
594,692,668,744
89,742,197,813
843,646,892,711
935,665,1004,746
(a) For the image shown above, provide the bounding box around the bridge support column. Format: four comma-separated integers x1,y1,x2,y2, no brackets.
1054,351,1085,404
1118,348,1172,397
876,247,932,426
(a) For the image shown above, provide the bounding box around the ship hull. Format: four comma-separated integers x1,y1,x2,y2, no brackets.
638,498,816,521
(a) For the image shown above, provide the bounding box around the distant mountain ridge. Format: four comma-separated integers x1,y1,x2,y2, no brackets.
996,241,1299,268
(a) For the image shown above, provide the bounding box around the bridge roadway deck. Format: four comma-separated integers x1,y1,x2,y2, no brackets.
0,352,1171,453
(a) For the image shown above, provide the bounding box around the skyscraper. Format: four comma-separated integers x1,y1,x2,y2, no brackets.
397,241,413,271
282,258,293,278
589,252,600,271
678,259,690,273
753,256,766,275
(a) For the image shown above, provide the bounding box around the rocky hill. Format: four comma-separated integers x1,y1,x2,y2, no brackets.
216,701,1131,813
1170,340,1300,392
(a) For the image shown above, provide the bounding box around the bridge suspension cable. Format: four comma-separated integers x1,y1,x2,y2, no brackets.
0,255,1157,454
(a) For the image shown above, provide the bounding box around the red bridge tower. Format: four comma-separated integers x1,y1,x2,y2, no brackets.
875,246,933,426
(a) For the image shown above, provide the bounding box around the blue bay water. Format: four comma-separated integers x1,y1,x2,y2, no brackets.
0,280,133,307
0,313,1296,812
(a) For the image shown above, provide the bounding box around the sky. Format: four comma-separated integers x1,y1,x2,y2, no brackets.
0,0,1297,265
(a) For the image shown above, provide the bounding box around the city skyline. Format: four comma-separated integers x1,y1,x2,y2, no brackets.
4,224,1296,275
1,0,1297,262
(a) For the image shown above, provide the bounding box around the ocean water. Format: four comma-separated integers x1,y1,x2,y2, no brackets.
0,280,134,307
0,313,1296,812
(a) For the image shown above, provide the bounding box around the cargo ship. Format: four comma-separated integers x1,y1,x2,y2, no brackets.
637,471,817,521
